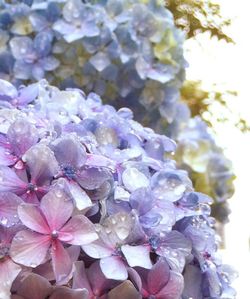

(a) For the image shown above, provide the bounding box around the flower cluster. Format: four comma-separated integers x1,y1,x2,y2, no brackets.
0,0,235,222
0,79,236,298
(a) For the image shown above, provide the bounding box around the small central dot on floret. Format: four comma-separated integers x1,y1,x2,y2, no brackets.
62,165,76,180
51,230,58,239
0,244,9,260
149,235,160,250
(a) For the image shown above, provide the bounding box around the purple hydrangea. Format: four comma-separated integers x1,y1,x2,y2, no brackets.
0,0,235,223
0,79,236,298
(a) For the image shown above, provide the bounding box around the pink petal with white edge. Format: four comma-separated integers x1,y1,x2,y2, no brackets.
82,239,113,259
121,245,152,269
51,239,73,285
0,192,22,227
59,215,98,246
67,181,92,210
10,230,51,268
100,256,128,280
157,271,184,299
18,204,50,234
0,258,22,299
0,166,26,194
40,187,73,231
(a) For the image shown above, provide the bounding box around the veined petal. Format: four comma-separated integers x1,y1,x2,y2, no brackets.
156,271,184,299
10,230,51,268
73,261,92,293
82,239,114,259
23,144,59,186
100,256,128,280
18,204,50,234
147,258,170,294
59,215,98,245
40,187,73,231
51,239,72,285
0,192,22,227
0,147,17,166
0,166,26,194
7,119,38,157
121,245,152,269
67,181,92,211
0,258,22,299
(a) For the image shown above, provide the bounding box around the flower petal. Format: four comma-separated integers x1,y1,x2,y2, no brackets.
100,256,128,280
7,118,38,157
121,245,152,269
50,135,86,169
0,166,26,194
67,181,92,211
0,192,22,227
0,258,21,299
82,239,113,259
40,187,73,231
156,271,184,299
59,215,98,245
16,273,52,299
23,144,59,186
72,261,92,293
108,280,141,299
51,239,72,285
0,147,17,166
18,204,50,234
50,287,89,299
10,230,51,268
147,258,170,294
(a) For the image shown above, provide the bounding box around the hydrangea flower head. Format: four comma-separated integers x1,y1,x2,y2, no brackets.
0,0,235,223
0,79,236,298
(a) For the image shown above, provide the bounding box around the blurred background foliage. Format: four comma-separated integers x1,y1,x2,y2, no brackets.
166,0,249,132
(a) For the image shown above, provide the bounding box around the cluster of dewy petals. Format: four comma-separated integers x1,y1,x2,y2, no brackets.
0,79,236,298
175,117,235,223
11,273,88,299
0,0,235,227
9,186,98,284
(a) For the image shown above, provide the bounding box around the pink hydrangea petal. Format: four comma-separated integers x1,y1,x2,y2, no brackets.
23,144,59,186
0,166,26,194
100,256,128,280
67,181,92,210
147,258,170,294
108,281,142,299
7,118,38,157
0,258,22,299
156,271,184,299
121,245,152,269
49,287,89,299
0,147,17,166
10,230,51,268
51,239,73,285
18,204,50,234
88,261,119,296
0,192,22,227
81,239,114,259
73,261,92,294
16,273,52,299
21,191,39,204
40,187,73,231
59,215,98,245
